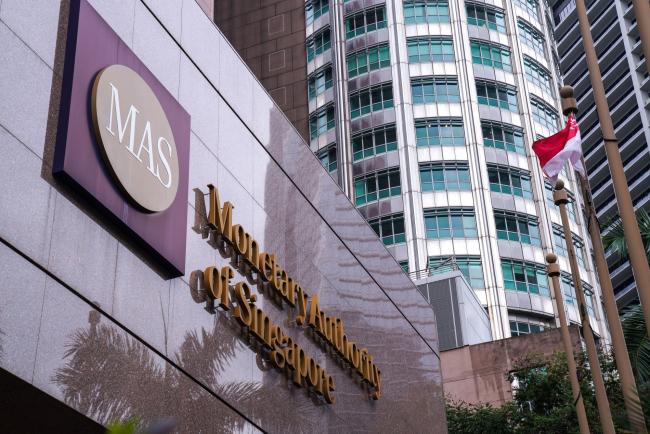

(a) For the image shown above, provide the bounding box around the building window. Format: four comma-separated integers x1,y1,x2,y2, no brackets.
567,192,578,222
317,145,337,173
495,210,541,246
510,318,549,336
552,0,575,25
513,0,540,20
518,20,545,54
552,224,586,268
411,77,460,104
403,0,450,24
308,66,333,100
552,224,566,256
306,28,331,62
354,167,401,206
470,40,512,71
309,104,335,140
560,273,577,305
407,37,455,63
501,258,550,296
476,80,518,112
345,6,387,39
399,261,409,273
305,0,329,25
466,3,506,33
429,256,485,288
347,44,390,78
415,118,464,146
530,96,559,130
523,57,553,94
349,83,394,119
352,124,398,161
584,283,596,316
545,181,555,209
369,213,406,245
420,162,471,192
561,274,596,316
488,165,533,199
482,121,525,154
424,208,478,239
546,182,579,221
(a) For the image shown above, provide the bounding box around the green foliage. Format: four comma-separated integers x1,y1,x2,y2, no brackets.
106,417,139,434
621,303,650,429
604,209,650,426
446,350,630,434
602,209,650,263
508,353,595,434
622,304,650,384
445,400,517,434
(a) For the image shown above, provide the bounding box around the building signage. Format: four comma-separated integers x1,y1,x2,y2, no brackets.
193,185,382,404
54,0,379,407
53,0,190,277
91,64,180,213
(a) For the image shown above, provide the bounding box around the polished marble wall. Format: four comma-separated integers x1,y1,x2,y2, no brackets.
0,0,445,432
214,0,310,142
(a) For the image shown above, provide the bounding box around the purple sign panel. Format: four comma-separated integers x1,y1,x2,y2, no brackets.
53,0,190,277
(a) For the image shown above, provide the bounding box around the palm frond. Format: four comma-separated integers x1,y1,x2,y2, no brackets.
53,323,168,425
173,314,240,388
602,215,628,258
637,209,650,261
622,305,650,383
602,209,650,262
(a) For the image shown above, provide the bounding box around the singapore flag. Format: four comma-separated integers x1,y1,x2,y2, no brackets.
532,113,586,182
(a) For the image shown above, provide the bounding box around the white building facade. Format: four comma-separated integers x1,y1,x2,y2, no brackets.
305,0,609,340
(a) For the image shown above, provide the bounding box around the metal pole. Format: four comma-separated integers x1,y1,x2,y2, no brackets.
581,175,648,433
331,0,354,198
631,0,650,77
574,0,650,342
546,253,591,434
560,85,647,433
555,180,615,434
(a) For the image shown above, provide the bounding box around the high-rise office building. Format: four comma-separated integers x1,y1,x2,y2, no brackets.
212,0,609,340
302,0,609,340
551,0,650,312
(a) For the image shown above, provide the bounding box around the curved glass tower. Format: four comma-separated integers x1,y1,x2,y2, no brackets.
305,0,609,340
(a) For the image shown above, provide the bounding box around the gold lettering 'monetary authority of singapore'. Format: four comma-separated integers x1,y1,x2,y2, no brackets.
191,184,382,404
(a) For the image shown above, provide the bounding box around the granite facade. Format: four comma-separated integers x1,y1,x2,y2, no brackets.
0,0,445,432
214,0,310,141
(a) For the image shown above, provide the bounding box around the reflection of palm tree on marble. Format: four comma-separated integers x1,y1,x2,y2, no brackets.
52,309,256,432
53,309,319,433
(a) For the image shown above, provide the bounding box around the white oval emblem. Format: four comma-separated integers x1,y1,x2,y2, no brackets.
91,64,179,213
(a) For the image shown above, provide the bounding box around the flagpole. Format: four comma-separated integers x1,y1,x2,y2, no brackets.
546,253,590,434
574,0,650,342
580,172,648,433
631,0,650,77
554,180,616,434
561,86,647,433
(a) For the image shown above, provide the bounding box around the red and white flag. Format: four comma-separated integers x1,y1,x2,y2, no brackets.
532,113,586,182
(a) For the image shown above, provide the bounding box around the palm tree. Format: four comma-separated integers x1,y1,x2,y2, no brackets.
604,209,650,423
621,306,650,384
602,209,650,264
52,309,320,433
